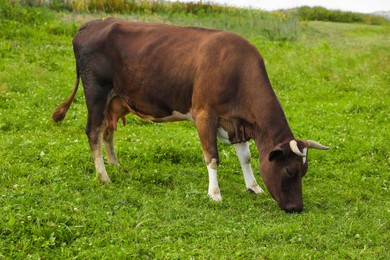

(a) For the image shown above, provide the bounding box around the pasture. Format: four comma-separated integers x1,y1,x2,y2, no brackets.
0,2,389,259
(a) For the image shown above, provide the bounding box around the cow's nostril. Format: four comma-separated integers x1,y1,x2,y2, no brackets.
284,208,303,214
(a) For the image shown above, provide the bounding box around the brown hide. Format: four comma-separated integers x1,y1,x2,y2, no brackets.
105,96,129,131
53,18,328,212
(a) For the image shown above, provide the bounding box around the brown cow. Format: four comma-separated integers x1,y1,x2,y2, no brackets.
52,18,328,213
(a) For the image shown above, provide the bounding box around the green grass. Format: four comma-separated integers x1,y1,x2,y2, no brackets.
1,3,389,259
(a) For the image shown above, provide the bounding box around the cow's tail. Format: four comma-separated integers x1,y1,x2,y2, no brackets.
52,76,80,122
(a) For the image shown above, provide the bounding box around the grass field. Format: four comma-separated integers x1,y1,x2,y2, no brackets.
1,2,389,259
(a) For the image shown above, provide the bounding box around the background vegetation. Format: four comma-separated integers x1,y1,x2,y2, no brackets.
296,6,388,25
8,0,389,25
0,0,389,258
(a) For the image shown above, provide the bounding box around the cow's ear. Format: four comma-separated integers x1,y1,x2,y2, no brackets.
269,145,286,161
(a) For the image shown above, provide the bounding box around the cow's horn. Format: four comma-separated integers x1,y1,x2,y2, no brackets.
289,140,306,157
307,140,329,150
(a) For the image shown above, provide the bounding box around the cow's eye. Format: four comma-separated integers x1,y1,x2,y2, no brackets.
286,168,295,177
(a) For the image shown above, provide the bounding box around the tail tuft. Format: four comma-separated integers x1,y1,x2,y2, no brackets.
52,103,70,122
52,77,80,123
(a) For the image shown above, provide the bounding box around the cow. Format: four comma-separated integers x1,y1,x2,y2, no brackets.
52,18,328,213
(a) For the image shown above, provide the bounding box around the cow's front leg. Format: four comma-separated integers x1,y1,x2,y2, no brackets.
206,158,222,202
103,127,119,165
194,112,222,201
194,113,222,201
234,142,263,194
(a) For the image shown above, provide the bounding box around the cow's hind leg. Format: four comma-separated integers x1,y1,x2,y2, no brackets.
234,142,264,194
103,127,119,165
84,81,112,184
194,112,222,201
89,127,110,184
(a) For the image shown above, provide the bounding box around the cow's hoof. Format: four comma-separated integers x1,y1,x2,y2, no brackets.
208,193,222,202
101,178,111,184
248,184,264,195
108,160,120,166
97,173,111,184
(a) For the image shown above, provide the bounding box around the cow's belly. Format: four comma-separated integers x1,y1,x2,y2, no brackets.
105,94,193,130
140,110,194,123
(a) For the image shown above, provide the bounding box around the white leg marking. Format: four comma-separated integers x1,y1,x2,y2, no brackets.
234,142,264,194
103,130,119,165
92,142,111,184
105,143,119,165
207,158,222,202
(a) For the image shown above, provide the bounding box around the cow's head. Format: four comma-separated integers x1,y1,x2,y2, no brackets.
260,140,328,213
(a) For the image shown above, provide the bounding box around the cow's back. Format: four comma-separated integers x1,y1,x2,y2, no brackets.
73,18,266,120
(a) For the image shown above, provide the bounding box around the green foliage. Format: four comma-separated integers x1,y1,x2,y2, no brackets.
0,1,79,37
1,3,389,259
7,0,245,14
5,0,299,41
297,6,389,25
0,0,54,23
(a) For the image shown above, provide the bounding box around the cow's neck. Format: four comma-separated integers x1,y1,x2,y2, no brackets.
251,86,294,160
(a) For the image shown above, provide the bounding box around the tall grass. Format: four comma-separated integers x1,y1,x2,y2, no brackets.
4,0,299,41
297,6,389,25
8,1,389,26
9,0,231,13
